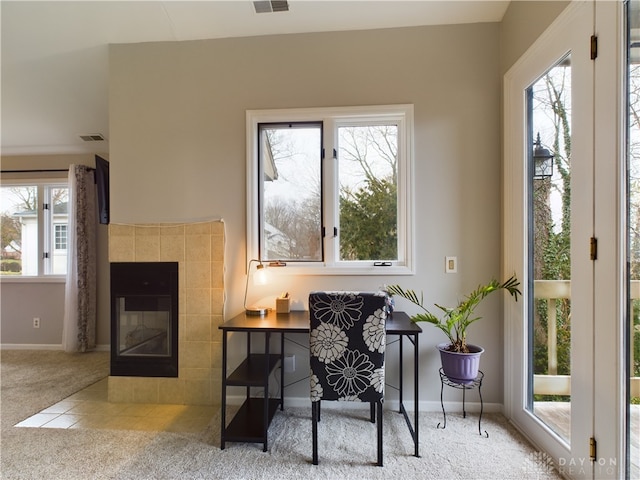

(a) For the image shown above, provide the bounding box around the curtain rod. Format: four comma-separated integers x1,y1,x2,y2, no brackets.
1,167,94,173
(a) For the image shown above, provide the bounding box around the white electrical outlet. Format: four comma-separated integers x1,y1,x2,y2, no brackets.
33,317,40,328
445,256,457,273
284,355,295,373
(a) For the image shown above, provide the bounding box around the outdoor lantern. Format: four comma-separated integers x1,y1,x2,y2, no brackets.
533,133,554,179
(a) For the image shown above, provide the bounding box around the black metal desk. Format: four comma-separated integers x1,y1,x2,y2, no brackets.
219,310,421,456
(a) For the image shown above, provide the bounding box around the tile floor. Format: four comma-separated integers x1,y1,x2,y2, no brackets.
15,378,217,433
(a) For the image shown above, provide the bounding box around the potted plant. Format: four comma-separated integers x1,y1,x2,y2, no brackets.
386,275,521,383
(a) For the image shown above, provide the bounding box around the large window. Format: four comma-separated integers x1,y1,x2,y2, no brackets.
0,182,69,277
247,105,414,274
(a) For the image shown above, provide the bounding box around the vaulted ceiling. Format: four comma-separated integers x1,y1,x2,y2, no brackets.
1,1,509,156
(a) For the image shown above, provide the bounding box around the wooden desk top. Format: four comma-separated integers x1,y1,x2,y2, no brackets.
220,310,422,335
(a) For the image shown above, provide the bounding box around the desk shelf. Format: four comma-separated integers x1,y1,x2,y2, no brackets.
224,398,281,443
227,354,281,386
220,321,286,452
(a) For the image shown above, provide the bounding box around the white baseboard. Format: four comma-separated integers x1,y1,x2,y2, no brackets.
1,343,63,350
225,395,503,414
1,343,110,352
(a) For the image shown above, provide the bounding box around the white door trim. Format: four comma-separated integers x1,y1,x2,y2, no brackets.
503,0,593,474
503,1,626,477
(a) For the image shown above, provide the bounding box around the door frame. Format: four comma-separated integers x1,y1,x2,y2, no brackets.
503,1,626,477
592,1,626,476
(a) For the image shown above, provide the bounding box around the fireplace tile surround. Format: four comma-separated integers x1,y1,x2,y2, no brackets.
108,220,224,406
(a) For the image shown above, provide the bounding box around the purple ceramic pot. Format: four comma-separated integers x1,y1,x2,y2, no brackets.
437,342,484,384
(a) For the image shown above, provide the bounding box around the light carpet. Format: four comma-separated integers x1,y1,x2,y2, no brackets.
1,350,561,479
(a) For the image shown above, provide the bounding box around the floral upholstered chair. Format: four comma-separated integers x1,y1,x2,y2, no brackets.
309,291,387,466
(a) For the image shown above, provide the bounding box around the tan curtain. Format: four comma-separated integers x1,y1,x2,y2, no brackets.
62,165,97,352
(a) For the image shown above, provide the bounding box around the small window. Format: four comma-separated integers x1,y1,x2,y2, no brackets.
248,105,414,275
0,182,68,276
54,224,67,250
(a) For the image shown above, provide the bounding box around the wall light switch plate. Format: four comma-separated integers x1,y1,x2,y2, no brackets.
445,256,457,273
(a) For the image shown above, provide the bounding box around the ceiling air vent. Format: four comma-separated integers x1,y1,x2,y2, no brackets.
253,1,289,14
79,134,105,142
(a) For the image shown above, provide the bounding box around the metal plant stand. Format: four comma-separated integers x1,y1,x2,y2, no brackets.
438,368,487,437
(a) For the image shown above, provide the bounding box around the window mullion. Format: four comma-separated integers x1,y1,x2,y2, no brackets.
44,185,56,275
323,119,338,266
38,185,48,275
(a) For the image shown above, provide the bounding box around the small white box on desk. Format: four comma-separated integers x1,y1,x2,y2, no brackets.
276,295,290,313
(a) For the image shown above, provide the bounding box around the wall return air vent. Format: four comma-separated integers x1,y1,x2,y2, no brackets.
79,133,106,142
253,1,289,14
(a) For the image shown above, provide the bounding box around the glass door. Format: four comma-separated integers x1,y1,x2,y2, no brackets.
504,2,598,476
527,55,574,444
506,2,628,477
627,1,640,477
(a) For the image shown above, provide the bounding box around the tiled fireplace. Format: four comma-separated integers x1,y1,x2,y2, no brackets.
108,220,224,405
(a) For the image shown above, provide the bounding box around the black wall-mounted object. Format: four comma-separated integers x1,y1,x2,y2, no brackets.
94,155,110,225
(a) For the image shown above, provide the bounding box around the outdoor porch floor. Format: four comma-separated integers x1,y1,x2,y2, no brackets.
534,401,639,478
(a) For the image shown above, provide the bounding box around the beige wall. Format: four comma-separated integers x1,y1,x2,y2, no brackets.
110,23,506,403
500,0,570,75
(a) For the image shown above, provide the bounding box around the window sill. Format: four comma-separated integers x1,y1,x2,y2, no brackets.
0,275,66,284
267,264,415,276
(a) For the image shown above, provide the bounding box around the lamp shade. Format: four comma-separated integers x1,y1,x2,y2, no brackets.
253,263,268,285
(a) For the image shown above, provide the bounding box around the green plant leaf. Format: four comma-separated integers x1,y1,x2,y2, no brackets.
386,274,521,351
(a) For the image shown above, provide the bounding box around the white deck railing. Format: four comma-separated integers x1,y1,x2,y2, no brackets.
533,279,640,397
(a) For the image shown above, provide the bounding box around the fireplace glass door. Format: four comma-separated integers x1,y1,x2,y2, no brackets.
116,295,171,357
110,262,178,377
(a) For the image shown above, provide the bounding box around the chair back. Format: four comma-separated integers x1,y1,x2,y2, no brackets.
309,291,387,403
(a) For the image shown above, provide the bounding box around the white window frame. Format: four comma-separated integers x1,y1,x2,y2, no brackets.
246,104,415,275
0,179,68,282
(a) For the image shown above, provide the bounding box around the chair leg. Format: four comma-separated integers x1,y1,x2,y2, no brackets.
370,402,375,423
376,401,383,467
312,401,319,465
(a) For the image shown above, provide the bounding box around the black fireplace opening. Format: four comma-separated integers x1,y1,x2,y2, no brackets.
110,262,178,377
